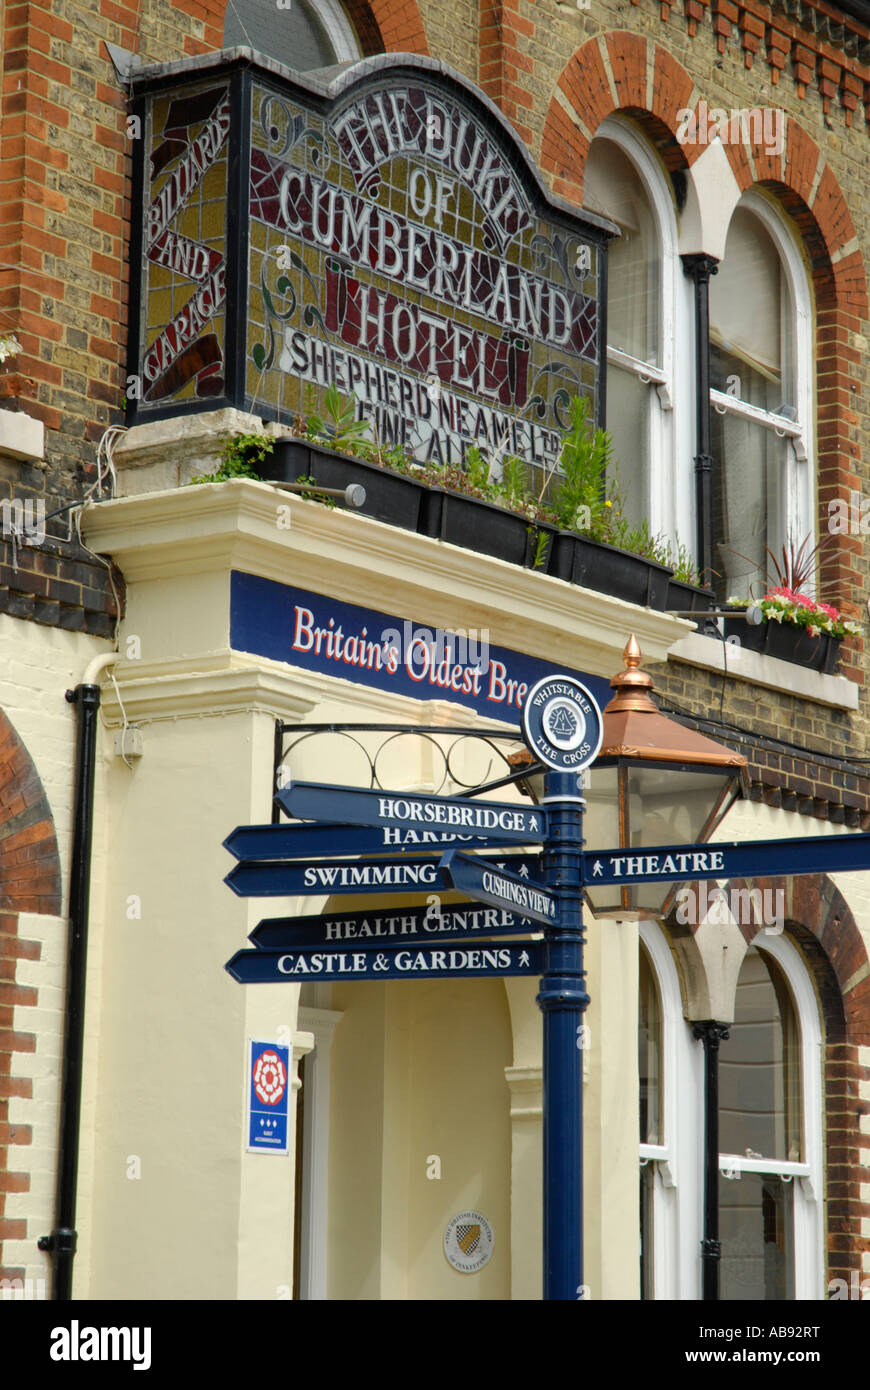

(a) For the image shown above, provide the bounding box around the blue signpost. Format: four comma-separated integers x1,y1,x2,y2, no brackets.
441,850,558,926
225,853,541,898
227,941,543,983
248,903,537,950
224,822,526,860
277,781,547,844
520,675,604,1302
223,672,870,1302
584,831,870,884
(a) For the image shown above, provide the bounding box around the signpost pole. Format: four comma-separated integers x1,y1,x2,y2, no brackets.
538,769,587,1301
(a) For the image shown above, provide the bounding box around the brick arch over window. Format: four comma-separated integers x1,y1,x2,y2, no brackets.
0,710,61,916
725,873,869,1286
541,31,869,677
539,33,694,205
186,0,429,57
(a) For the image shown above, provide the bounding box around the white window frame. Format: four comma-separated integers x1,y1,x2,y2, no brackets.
639,921,704,1301
592,117,695,556
718,932,824,1301
709,190,815,586
640,926,823,1301
225,0,359,65
296,1004,343,1300
311,0,360,64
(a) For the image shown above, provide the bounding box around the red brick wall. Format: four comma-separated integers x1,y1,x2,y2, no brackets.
0,0,134,634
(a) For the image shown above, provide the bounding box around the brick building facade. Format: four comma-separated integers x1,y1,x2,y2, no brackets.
1,0,869,1302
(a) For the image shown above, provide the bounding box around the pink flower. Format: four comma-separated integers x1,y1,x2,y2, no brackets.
765,586,816,609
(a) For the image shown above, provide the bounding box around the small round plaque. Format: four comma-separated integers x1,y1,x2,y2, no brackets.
522,674,604,773
443,1210,494,1274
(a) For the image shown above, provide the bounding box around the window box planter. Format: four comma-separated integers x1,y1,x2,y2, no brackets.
723,614,841,675
420,486,552,569
666,578,716,613
266,439,428,534
264,439,558,572
260,439,675,605
549,531,673,610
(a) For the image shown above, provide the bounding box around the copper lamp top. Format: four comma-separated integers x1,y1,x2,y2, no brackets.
600,636,748,768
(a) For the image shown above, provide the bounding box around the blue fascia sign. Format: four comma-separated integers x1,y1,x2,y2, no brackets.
229,572,612,718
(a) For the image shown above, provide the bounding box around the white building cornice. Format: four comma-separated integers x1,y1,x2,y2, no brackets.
82,479,693,680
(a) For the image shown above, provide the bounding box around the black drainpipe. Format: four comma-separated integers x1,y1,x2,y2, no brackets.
692,1020,730,1301
38,677,105,1299
681,253,719,589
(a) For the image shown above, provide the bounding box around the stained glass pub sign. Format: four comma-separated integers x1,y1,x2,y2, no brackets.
128,51,614,469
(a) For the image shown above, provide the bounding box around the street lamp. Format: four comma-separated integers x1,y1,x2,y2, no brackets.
583,635,748,919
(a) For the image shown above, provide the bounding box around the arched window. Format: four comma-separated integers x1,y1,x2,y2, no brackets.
584,130,814,602
224,0,360,70
583,120,694,553
638,922,704,1301
639,925,822,1301
709,195,813,603
718,934,823,1300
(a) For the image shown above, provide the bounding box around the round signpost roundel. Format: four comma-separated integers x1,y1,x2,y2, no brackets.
522,674,604,773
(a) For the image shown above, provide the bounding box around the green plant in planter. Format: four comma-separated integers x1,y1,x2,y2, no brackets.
496,454,531,512
465,444,492,493
305,383,373,454
542,397,702,582
544,394,616,539
666,538,701,586
188,432,274,484
277,384,703,581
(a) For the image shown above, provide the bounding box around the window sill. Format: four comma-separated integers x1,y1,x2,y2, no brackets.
719,1154,808,1176
667,630,859,711
0,407,46,465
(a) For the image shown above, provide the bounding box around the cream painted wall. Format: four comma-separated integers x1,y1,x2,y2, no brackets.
405,976,512,1299
326,982,390,1300
584,916,641,1301
80,703,307,1299
504,977,543,1299
326,975,513,1300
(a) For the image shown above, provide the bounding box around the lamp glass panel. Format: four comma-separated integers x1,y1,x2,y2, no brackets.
579,764,622,853
625,765,734,848
584,761,737,917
